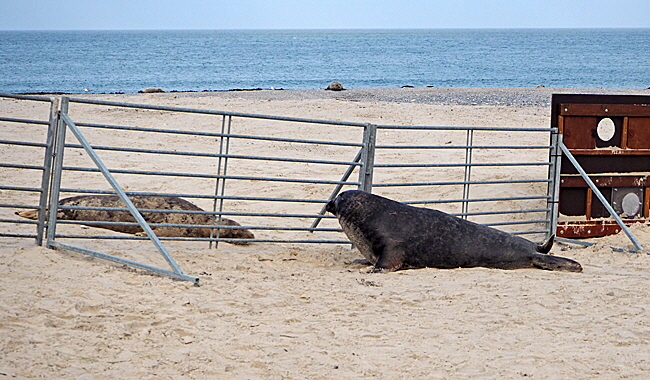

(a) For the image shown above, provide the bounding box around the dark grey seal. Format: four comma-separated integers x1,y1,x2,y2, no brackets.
17,195,254,245
326,190,582,273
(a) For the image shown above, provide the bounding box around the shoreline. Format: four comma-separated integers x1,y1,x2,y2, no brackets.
14,86,650,107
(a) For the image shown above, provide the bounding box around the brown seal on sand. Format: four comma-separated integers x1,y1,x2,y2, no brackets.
17,195,254,245
326,190,582,273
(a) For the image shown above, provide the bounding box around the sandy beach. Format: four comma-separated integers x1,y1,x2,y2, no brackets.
2,87,650,379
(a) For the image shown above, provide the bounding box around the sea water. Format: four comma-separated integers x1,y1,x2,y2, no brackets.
0,28,648,94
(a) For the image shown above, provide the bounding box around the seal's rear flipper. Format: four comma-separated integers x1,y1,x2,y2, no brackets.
16,209,39,220
531,253,582,272
536,234,555,254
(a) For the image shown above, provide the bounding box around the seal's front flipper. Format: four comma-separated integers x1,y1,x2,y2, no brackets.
531,253,582,272
536,234,555,254
372,242,407,273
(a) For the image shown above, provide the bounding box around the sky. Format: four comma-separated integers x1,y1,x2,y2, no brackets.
1,0,649,30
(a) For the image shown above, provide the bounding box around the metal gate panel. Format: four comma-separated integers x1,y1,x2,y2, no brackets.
2,93,564,281
0,94,57,245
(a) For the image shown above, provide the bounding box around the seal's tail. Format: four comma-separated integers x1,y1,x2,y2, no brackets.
536,234,555,254
531,253,583,272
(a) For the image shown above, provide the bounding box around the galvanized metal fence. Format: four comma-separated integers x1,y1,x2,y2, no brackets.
1,94,560,282
0,94,58,245
370,124,560,236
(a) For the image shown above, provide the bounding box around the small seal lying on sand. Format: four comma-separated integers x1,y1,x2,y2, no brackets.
326,190,582,273
138,87,165,93
17,195,254,245
325,81,345,91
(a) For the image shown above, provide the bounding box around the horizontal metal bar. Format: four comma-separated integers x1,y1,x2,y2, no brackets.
452,208,549,217
55,219,240,230
511,230,549,236
50,241,199,284
58,189,332,203
0,139,49,148
0,162,45,170
0,216,552,229
376,144,552,150
0,116,51,126
7,210,547,239
404,195,550,205
0,203,42,209
483,219,548,227
374,179,550,187
376,124,556,132
54,219,247,229
57,204,336,219
63,143,361,166
11,213,540,236
51,234,351,244
0,185,43,193
73,120,364,147
374,162,551,168
60,165,360,185
203,239,352,244
54,218,341,232
0,218,39,225
0,93,54,102
0,233,38,238
67,97,370,127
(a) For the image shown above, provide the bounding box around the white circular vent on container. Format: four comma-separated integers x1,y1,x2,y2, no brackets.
621,192,641,217
596,118,616,142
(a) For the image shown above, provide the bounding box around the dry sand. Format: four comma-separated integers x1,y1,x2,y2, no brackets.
2,87,650,379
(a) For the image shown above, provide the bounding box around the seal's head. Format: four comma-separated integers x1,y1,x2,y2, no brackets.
325,196,340,215
326,190,371,217
325,199,336,215
326,190,382,266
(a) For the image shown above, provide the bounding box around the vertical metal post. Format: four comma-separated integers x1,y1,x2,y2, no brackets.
461,129,474,219
210,115,227,249
359,123,376,193
210,115,232,248
45,97,68,247
546,132,562,240
35,97,59,246
216,115,232,246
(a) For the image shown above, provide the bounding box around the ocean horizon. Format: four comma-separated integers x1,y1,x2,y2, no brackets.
1,28,649,94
